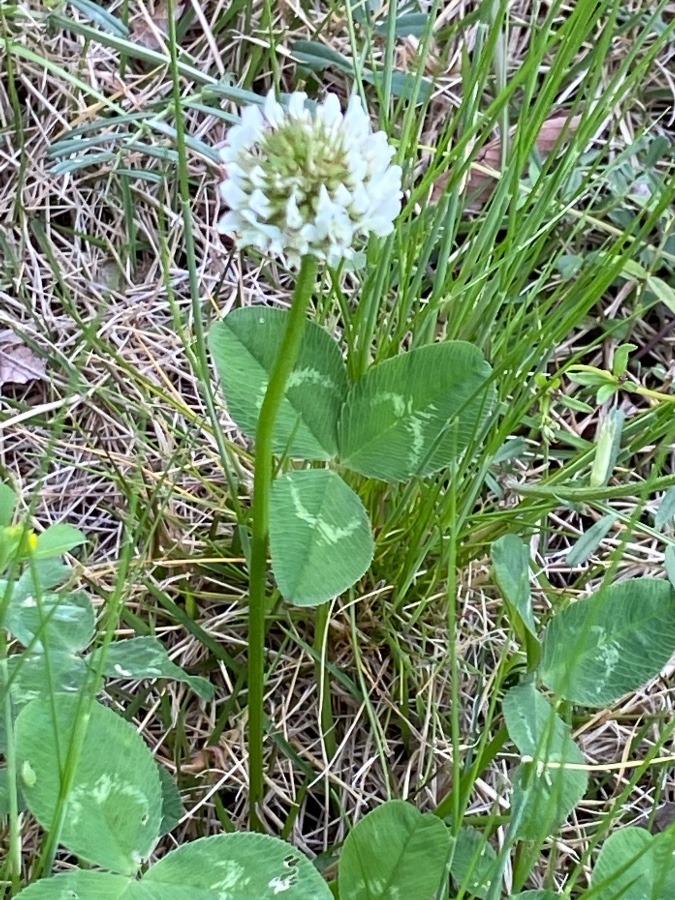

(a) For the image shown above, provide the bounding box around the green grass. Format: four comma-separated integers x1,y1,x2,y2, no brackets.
1,0,675,895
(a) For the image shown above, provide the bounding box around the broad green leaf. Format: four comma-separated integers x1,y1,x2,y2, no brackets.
291,42,432,100
592,828,675,899
15,870,138,899
590,409,624,487
16,872,189,900
666,545,675,591
5,589,95,653
655,486,675,529
595,383,619,405
269,470,373,606
291,40,353,74
566,514,617,566
68,0,130,37
7,651,89,710
363,70,433,103
209,308,348,460
0,526,33,571
16,834,335,899
16,696,162,874
567,367,611,389
338,341,494,481
540,579,675,706
13,558,73,598
157,764,184,837
491,534,537,636
0,768,10,815
0,767,26,816
0,650,89,752
1,558,77,644
503,684,581,761
559,394,594,413
144,833,333,898
619,257,675,313
557,254,583,278
88,636,214,701
19,834,331,898
0,482,16,527
647,274,675,314
510,893,561,899
612,342,637,377
449,827,499,899
503,684,587,840
374,11,429,37
34,523,86,559
339,799,451,900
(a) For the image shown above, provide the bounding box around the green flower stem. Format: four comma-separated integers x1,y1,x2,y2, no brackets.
248,254,319,832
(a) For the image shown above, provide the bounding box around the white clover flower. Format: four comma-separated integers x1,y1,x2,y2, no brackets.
217,90,402,270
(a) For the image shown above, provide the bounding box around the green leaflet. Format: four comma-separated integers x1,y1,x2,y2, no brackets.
209,307,348,461
269,469,373,606
338,341,494,481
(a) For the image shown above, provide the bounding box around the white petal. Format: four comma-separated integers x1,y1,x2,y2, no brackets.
349,249,366,270
312,185,335,240
219,179,248,208
349,184,370,216
237,227,268,251
259,222,285,243
224,160,248,181
299,222,318,243
325,246,341,267
317,93,342,128
227,105,265,152
333,183,353,208
287,92,309,120
346,148,368,183
240,103,264,131
249,165,268,189
217,211,240,235
285,195,304,230
248,188,272,218
263,90,285,128
330,212,355,246
343,94,370,141
285,250,303,270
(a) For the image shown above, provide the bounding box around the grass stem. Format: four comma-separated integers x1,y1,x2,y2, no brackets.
315,601,338,761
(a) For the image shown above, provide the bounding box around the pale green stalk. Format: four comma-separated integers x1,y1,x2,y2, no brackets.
0,646,20,892
314,600,337,762
0,532,21,891
247,255,319,831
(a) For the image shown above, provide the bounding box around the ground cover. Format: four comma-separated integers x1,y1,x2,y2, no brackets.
1,1,675,896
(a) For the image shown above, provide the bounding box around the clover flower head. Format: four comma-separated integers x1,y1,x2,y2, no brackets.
217,90,403,270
